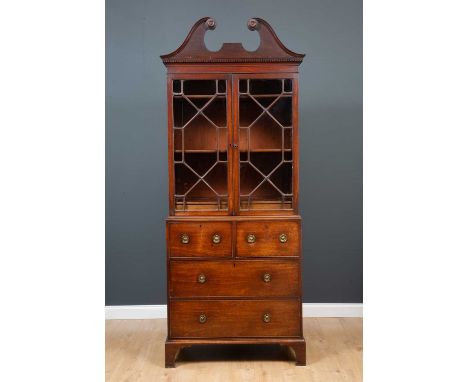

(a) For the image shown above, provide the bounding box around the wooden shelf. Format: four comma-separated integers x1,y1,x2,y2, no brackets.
173,94,226,98
175,201,228,212
239,94,292,98
174,149,291,153
240,148,292,153
174,149,224,153
175,200,293,212
240,200,293,211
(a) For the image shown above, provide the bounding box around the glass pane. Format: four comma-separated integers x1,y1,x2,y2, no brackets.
173,98,197,128
173,80,182,94
249,114,282,151
173,79,228,212
183,80,216,95
250,152,282,174
239,96,262,127
217,80,226,93
239,79,248,93
203,97,227,127
250,79,282,95
239,163,264,195
269,97,292,126
238,79,293,211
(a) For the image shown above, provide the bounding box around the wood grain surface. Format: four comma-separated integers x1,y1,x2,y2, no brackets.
236,220,300,257
170,259,300,298
168,221,232,257
170,299,301,338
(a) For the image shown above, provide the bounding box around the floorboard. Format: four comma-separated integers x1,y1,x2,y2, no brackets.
106,318,363,382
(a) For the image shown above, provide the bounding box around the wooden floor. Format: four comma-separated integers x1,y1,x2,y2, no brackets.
106,318,362,382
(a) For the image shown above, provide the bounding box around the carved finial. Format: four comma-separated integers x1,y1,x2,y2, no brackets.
247,18,258,31
206,18,216,30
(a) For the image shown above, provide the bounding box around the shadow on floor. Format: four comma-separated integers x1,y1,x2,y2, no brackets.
177,344,295,363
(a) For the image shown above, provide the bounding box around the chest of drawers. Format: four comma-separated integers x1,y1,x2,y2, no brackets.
161,17,306,367
165,217,305,366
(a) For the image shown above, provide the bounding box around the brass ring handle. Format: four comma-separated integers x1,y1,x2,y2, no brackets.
263,273,271,283
212,233,221,244
263,313,271,323
199,314,207,324
197,273,206,284
246,233,256,243
279,233,288,243
180,233,190,244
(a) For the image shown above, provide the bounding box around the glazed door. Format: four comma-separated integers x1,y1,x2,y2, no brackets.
233,75,298,214
169,74,298,215
169,75,232,214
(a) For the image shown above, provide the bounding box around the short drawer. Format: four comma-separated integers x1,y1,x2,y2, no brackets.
236,221,300,257
170,299,301,338
169,260,300,298
168,221,232,257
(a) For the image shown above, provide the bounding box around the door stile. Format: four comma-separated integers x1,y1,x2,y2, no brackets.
231,75,240,215
226,74,235,215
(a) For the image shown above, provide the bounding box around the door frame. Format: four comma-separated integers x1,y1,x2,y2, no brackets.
231,73,299,215
167,73,233,216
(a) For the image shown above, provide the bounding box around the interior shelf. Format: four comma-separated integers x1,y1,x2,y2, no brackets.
239,200,293,211
174,149,224,153
173,94,226,99
239,94,292,98
174,149,291,153
240,148,291,153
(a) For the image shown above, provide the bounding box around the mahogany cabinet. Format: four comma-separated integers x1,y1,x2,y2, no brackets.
161,17,305,367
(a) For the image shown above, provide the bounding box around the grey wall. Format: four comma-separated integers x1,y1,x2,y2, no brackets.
106,0,362,305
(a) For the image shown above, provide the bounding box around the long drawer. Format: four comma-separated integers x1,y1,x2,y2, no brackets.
169,260,300,298
170,299,301,338
236,220,300,257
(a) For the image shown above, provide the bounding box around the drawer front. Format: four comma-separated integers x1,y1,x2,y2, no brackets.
170,260,300,298
236,221,300,257
168,221,232,257
170,299,301,338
